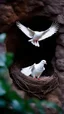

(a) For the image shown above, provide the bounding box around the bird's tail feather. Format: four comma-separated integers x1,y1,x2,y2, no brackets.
21,66,31,76
28,39,40,47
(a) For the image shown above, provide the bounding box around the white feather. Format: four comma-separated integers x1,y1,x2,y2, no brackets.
21,66,32,76
28,39,40,47
39,22,58,41
16,21,34,38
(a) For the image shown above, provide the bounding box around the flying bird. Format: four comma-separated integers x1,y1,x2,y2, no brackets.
16,21,58,47
21,60,47,79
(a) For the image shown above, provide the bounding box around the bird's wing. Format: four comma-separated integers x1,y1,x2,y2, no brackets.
43,67,45,71
31,63,36,72
21,66,32,76
39,22,59,41
21,63,36,76
16,21,34,38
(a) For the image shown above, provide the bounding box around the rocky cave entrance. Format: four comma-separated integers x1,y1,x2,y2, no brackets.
10,16,57,77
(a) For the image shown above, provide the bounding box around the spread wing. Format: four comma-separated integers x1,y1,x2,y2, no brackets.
39,22,59,41
16,21,34,38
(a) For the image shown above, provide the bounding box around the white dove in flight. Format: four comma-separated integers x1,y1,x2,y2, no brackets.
16,21,58,47
21,60,47,79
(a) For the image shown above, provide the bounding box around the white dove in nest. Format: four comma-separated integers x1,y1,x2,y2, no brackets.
21,60,47,79
16,21,58,47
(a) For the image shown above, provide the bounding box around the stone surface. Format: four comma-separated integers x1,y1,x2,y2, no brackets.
1,0,64,112
55,45,64,59
59,26,64,33
57,14,64,24
0,4,18,32
56,34,64,46
56,59,64,71
47,5,61,15
0,0,63,32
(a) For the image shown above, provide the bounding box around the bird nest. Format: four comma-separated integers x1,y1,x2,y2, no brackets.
9,63,59,99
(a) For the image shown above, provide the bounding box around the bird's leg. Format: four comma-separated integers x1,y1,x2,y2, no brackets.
33,39,38,43
32,39,40,47
33,75,36,79
37,76,40,80
38,78,40,80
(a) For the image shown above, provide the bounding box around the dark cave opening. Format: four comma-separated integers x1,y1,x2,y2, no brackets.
6,16,57,76
15,16,57,76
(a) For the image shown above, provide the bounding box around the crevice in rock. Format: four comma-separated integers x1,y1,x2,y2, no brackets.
6,16,57,77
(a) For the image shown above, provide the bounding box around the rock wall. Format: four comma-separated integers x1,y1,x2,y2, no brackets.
0,0,64,112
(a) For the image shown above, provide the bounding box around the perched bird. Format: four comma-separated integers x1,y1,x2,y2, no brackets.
16,21,58,47
21,60,47,79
